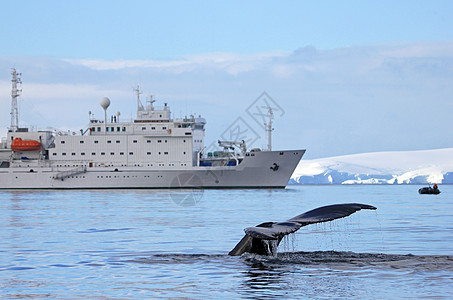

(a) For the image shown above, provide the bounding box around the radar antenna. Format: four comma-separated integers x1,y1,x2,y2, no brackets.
10,68,22,132
147,95,156,111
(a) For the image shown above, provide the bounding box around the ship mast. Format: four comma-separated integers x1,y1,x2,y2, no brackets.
264,107,274,151
134,85,144,113
10,68,22,132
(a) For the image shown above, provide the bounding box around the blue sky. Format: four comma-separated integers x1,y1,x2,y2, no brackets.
1,1,453,158
2,0,452,59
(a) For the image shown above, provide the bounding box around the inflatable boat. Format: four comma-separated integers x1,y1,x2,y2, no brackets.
418,186,441,195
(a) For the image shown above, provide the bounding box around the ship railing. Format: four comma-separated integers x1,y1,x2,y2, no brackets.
199,151,241,167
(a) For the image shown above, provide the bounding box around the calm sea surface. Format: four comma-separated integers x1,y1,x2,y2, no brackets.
1,185,452,299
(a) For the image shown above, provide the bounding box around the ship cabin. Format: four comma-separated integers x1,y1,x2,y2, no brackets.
47,95,207,169
3,92,246,170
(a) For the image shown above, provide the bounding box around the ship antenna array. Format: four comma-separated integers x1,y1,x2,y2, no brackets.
10,68,22,132
264,107,274,151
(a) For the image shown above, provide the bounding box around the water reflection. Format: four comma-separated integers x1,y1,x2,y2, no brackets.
243,260,288,291
237,251,453,299
1,185,452,299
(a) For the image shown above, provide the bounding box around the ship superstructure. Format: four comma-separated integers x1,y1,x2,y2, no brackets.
0,70,305,189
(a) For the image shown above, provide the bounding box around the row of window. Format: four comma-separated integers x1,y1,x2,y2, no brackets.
90,127,126,133
61,139,187,144
53,162,188,168
52,151,187,156
91,126,169,132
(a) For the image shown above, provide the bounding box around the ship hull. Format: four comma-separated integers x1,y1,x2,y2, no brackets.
0,150,305,189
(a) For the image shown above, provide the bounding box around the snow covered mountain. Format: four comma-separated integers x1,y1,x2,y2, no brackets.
290,148,453,184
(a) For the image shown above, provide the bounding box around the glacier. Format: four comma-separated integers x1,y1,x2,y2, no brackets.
290,148,453,185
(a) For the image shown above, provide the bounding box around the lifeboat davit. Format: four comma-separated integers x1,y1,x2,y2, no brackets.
11,138,41,152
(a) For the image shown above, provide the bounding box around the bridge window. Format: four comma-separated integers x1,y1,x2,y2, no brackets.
107,140,111,144
94,140,99,144
147,140,151,143
147,152,151,155
142,127,146,130
122,127,126,132
101,152,105,155
129,152,133,155
133,140,137,143
61,141,65,144
92,152,96,155
81,153,85,156
120,152,124,155
80,141,84,144
117,127,120,132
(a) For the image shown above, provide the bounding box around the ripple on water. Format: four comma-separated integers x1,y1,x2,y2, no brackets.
1,185,452,299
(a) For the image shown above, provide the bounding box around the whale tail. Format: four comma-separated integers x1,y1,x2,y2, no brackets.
229,203,377,256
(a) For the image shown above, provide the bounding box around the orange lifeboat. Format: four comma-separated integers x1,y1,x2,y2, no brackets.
11,138,42,152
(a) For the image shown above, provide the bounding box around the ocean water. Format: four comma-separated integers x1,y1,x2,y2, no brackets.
1,185,452,299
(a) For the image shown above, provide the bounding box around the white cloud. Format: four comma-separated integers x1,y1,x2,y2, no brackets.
381,41,453,58
62,51,289,75
1,42,453,158
24,83,122,100
63,58,192,71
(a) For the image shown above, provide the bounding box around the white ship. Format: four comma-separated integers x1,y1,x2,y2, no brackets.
0,69,305,189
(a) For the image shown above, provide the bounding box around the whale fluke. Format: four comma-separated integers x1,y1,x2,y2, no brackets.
229,203,377,256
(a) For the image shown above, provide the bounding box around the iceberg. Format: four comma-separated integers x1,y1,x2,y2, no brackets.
290,148,453,185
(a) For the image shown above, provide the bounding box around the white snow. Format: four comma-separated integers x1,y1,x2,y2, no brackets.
290,148,453,184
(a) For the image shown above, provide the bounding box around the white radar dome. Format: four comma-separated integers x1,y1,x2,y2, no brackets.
100,97,111,110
